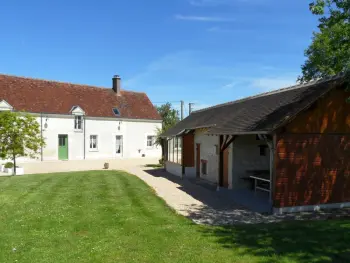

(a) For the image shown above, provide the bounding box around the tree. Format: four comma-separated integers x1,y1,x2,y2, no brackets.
155,103,179,159
299,0,350,83
0,111,45,175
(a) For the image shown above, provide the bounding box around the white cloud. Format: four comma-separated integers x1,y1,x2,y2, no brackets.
174,14,235,22
250,77,297,91
189,0,233,6
189,0,267,6
124,51,196,88
125,50,238,89
220,81,239,90
125,50,299,109
219,75,298,92
207,26,236,33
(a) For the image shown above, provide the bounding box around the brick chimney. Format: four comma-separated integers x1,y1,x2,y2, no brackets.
112,75,121,95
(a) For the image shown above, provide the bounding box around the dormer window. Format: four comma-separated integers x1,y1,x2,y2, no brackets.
74,116,83,130
70,105,85,131
70,105,85,115
0,100,13,111
113,108,120,116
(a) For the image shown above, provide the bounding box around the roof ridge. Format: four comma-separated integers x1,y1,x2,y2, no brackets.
193,73,344,114
0,73,145,94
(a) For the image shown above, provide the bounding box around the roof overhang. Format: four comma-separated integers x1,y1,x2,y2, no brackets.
162,129,271,138
160,129,187,138
160,124,216,138
207,131,270,135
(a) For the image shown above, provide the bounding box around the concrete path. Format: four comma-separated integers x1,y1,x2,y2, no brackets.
17,158,159,174
136,168,350,225
9,159,350,225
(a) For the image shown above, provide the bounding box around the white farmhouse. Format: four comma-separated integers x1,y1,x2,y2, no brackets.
0,74,162,162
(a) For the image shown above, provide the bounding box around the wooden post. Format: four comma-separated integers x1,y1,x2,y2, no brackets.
218,135,224,189
218,135,237,190
181,136,185,178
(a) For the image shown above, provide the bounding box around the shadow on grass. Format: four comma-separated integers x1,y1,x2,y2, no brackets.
145,168,350,262
202,220,350,263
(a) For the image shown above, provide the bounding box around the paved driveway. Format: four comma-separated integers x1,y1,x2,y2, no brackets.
16,158,159,174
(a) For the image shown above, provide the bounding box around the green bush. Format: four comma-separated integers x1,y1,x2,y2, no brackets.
159,158,164,165
4,162,14,169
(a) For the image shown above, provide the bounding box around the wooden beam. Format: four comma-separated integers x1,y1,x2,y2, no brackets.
220,135,229,151
222,135,237,151
181,135,185,177
223,135,229,149
219,135,224,187
219,135,238,188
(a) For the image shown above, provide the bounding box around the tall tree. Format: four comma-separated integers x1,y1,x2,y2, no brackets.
299,0,350,82
155,103,179,159
0,111,45,175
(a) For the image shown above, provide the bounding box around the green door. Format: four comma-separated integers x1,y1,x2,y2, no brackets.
58,135,68,160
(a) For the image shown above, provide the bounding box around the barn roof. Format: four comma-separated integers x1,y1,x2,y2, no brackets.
162,74,346,137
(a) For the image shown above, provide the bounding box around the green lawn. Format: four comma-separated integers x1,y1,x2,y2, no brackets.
0,171,349,263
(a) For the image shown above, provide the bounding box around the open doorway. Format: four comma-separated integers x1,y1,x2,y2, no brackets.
116,135,123,157
229,134,272,213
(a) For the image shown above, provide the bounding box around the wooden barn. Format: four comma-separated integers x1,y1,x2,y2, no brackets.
162,74,350,213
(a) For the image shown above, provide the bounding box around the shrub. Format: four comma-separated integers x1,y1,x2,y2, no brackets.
4,162,14,169
159,158,164,165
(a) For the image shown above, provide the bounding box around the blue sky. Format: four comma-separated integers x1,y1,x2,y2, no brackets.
0,0,318,113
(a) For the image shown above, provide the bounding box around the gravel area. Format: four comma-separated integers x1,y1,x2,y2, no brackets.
137,168,350,225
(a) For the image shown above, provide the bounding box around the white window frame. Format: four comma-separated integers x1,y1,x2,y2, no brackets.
146,135,156,148
74,116,83,131
89,135,98,151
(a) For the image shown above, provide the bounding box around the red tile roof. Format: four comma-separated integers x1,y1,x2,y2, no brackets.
0,74,161,120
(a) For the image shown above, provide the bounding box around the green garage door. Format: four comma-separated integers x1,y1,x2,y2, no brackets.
58,135,68,160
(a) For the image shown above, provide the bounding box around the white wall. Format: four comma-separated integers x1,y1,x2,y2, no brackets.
185,167,196,178
194,133,219,183
14,114,162,162
165,133,269,188
165,161,182,177
231,135,270,189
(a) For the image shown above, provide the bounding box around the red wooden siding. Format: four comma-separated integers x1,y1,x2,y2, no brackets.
196,144,200,178
183,134,195,167
274,86,350,208
284,86,350,134
274,134,350,208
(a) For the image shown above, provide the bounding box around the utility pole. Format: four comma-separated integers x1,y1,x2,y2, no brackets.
189,103,194,114
180,100,184,120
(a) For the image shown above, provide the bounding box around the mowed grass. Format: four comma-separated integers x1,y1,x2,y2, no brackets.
0,171,349,263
